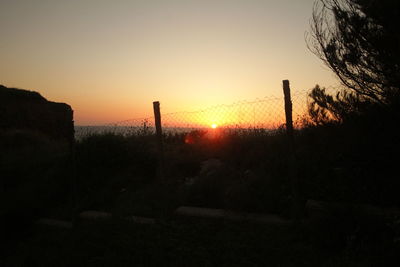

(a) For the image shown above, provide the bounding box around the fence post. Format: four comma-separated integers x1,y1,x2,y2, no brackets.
153,101,164,179
282,80,300,219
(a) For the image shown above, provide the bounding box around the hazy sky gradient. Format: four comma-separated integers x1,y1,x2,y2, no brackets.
0,0,337,125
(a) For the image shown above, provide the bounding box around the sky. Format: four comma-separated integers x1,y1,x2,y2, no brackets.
0,0,338,125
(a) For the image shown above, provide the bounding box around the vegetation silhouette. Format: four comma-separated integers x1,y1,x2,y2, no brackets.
307,0,400,105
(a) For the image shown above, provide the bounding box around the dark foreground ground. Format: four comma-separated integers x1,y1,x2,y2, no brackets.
2,215,399,267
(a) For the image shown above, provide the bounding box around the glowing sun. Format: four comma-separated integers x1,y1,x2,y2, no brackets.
211,123,218,129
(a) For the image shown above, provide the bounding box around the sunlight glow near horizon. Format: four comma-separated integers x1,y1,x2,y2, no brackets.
0,0,338,125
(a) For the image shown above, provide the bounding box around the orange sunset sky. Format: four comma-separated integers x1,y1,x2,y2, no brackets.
0,0,337,125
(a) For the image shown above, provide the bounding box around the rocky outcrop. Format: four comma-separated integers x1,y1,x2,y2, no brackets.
0,85,74,144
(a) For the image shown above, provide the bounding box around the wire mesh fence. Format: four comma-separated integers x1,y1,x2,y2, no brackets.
74,88,312,140
163,89,310,131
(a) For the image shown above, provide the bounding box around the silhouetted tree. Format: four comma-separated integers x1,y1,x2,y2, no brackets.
307,0,400,120
306,85,372,125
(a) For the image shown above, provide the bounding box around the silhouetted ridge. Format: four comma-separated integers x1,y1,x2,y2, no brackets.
0,84,46,101
0,84,74,143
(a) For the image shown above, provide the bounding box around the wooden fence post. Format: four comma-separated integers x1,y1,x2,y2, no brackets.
282,80,300,219
283,80,294,141
153,101,164,179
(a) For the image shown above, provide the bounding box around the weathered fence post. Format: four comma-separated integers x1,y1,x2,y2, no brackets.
283,80,294,141
282,80,300,219
153,101,165,179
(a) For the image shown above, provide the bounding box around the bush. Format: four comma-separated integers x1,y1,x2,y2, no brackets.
0,130,71,241
75,133,157,211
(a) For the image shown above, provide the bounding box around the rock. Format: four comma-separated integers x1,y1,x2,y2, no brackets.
127,216,156,224
306,199,400,220
0,85,74,144
175,206,291,225
79,211,112,220
36,218,73,229
199,158,222,176
79,211,156,224
185,158,223,186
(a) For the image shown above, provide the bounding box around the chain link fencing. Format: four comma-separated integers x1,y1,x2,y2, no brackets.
75,89,313,139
